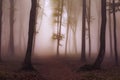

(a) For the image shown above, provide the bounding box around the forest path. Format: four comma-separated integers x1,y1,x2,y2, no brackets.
0,56,120,80
33,57,81,80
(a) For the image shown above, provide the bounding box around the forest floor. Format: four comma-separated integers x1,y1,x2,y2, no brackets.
0,55,120,80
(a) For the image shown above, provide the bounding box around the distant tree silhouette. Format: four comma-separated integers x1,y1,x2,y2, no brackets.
0,0,2,62
56,0,64,56
65,0,71,55
108,0,113,58
112,0,119,66
22,0,37,71
9,0,15,55
86,0,91,58
81,0,87,62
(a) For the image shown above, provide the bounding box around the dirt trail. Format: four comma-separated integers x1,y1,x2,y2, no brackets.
0,57,120,80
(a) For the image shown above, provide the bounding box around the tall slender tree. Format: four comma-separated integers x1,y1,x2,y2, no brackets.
108,0,113,58
93,0,107,68
88,0,91,58
65,0,72,55
81,0,87,62
0,0,2,62
56,0,64,56
86,0,91,58
78,0,107,71
22,0,37,70
9,0,15,55
113,0,119,66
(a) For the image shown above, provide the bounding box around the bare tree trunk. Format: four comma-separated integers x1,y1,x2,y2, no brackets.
73,32,77,54
57,0,64,56
22,0,37,71
108,0,113,58
56,0,60,56
88,0,91,58
0,0,2,62
86,0,91,58
93,0,107,68
65,15,70,55
81,0,87,62
9,0,15,55
96,1,101,53
32,2,39,55
65,0,72,55
113,0,118,66
32,1,45,55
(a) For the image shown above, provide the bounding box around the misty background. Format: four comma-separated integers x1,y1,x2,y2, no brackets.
1,0,120,59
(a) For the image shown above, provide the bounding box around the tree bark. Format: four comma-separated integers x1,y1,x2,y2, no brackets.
9,0,15,55
93,0,107,68
56,0,60,56
113,0,118,66
65,0,72,55
22,0,37,71
81,0,86,62
0,0,2,61
86,0,91,58
57,0,64,56
65,15,70,55
108,0,113,58
88,0,91,58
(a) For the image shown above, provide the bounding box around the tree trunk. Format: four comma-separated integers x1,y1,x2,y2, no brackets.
77,0,107,72
113,0,118,66
73,32,77,54
86,0,91,58
88,0,91,58
9,0,15,55
0,0,2,62
22,0,37,71
65,0,72,55
57,0,63,56
65,15,70,55
56,0,60,56
93,0,107,68
108,0,113,58
81,0,86,62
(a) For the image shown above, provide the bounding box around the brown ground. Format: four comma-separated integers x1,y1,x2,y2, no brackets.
0,56,120,80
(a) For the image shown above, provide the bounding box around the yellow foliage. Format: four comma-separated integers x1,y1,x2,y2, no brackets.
52,33,64,40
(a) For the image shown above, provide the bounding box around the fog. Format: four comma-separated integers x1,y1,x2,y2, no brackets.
1,0,120,58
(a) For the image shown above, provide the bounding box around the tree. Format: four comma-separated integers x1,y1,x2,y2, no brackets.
22,0,37,71
112,0,119,66
64,0,72,55
86,0,91,58
0,0,2,62
93,0,107,69
56,0,64,56
51,0,64,56
77,0,107,71
9,0,15,55
81,0,87,62
88,0,91,58
108,0,113,58
65,0,71,55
